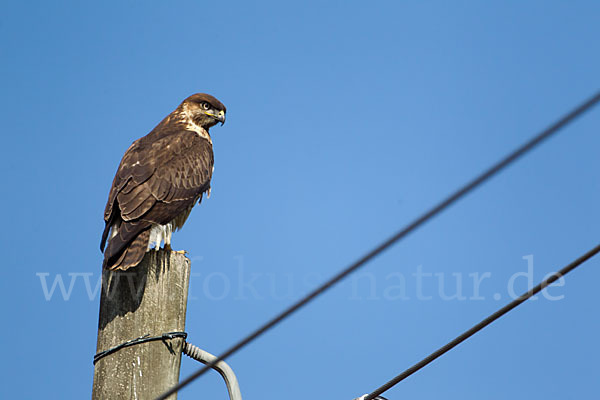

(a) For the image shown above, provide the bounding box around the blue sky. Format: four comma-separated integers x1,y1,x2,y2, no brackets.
1,1,599,399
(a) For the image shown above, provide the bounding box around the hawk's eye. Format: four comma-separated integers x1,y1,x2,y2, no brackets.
201,102,210,111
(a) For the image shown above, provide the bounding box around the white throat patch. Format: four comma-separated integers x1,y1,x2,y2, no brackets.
182,104,212,144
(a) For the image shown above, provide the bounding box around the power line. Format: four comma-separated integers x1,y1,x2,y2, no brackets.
363,242,600,400
156,91,600,400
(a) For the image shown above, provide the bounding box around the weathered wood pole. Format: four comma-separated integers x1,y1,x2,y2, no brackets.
92,250,191,400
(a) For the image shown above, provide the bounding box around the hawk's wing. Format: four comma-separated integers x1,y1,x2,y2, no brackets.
101,130,213,270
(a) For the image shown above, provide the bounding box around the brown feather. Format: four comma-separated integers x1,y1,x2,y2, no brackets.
106,229,151,271
101,93,222,270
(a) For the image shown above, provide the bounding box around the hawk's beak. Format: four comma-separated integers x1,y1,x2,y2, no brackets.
217,110,226,125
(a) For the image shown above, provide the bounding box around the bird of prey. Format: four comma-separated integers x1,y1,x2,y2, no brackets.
100,93,226,270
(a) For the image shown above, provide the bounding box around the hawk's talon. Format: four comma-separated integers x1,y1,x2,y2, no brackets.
164,243,186,255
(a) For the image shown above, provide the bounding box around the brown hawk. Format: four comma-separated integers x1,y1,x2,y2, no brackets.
100,93,226,270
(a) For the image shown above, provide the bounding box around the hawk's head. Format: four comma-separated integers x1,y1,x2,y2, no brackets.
182,93,227,129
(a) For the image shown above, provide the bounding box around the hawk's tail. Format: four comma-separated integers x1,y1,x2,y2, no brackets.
102,222,151,271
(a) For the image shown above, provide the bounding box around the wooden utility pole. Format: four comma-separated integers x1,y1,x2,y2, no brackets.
92,250,191,400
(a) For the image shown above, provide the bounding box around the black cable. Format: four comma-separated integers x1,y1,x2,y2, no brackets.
364,242,600,400
156,91,600,400
93,331,187,365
